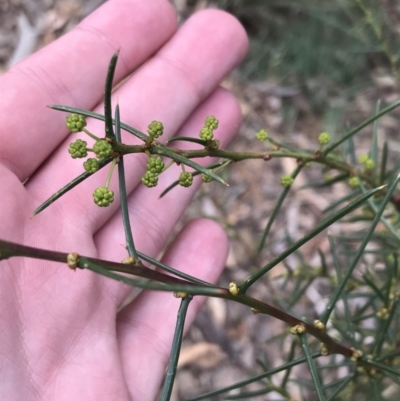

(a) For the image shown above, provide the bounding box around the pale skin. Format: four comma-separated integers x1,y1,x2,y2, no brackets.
0,0,248,400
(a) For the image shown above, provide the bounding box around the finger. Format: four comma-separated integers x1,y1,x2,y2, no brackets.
94,86,240,304
0,0,176,181
27,9,248,234
116,218,229,401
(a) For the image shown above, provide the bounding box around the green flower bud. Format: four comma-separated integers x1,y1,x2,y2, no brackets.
93,140,113,159
179,171,193,187
148,121,164,138
280,175,294,187
93,186,114,207
147,156,165,174
68,139,88,159
201,173,213,183
206,139,220,150
199,127,214,142
377,307,389,320
83,158,100,173
386,254,395,262
256,129,269,142
318,132,331,145
142,171,159,188
358,154,369,163
348,176,360,188
364,158,375,171
204,116,219,130
66,113,87,132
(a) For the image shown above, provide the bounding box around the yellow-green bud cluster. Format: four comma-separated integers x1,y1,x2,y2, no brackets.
179,171,193,187
348,176,360,188
93,186,114,207
201,173,213,183
205,116,219,130
376,307,389,320
93,140,113,159
256,129,269,142
66,113,87,132
68,139,88,159
83,158,100,173
290,324,306,335
280,175,294,187
148,121,164,138
141,156,165,188
318,132,331,145
358,154,368,163
147,156,164,174
200,127,213,141
358,154,375,171
141,171,159,188
199,116,219,142
364,159,375,170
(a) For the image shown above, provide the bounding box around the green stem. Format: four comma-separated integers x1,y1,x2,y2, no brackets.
325,373,356,401
82,128,101,142
160,296,192,401
241,185,384,293
257,164,303,254
187,353,322,401
115,103,139,261
105,158,117,189
372,298,399,356
320,174,400,325
104,51,119,140
300,334,326,401
0,238,355,358
32,157,112,216
322,100,400,156
280,340,296,388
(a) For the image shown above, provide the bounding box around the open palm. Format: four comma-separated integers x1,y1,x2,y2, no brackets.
0,1,247,400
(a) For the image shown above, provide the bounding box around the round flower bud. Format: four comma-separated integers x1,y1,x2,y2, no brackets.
93,186,114,207
201,173,213,183
66,113,87,132
200,127,214,142
318,132,331,145
68,139,88,159
178,171,193,187
141,171,159,188
67,252,79,270
93,140,113,159
206,139,220,150
204,116,219,130
376,307,389,320
348,176,360,188
147,156,165,174
148,121,164,138
313,320,325,330
358,154,369,163
228,282,239,296
290,324,306,335
364,158,375,171
256,129,269,142
280,175,294,187
83,158,100,173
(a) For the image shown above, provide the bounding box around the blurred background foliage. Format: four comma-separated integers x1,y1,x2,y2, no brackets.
213,0,400,115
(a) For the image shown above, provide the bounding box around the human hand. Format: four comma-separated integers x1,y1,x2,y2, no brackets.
0,0,247,400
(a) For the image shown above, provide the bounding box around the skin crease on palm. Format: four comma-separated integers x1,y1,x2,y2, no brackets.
0,0,248,400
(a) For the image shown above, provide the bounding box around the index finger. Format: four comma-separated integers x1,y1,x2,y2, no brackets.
0,0,176,182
